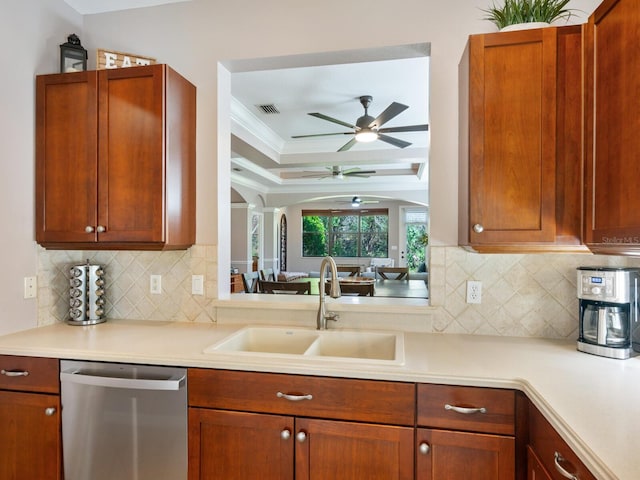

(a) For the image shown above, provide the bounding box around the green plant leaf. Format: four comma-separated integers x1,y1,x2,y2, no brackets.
480,0,574,29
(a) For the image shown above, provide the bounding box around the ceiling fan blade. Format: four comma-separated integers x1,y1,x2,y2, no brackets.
345,170,376,176
369,102,409,128
292,132,352,138
377,133,411,149
337,137,358,152
299,172,331,178
378,124,429,133
309,112,356,129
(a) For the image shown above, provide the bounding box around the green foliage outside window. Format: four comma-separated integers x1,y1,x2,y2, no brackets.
406,223,427,271
302,210,388,258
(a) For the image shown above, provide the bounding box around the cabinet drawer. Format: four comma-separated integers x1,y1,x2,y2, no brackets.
529,404,597,480
0,356,59,394
188,369,415,425
417,384,515,435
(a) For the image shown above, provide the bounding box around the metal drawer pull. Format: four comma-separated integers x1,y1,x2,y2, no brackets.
280,429,291,440
419,442,430,455
44,407,56,416
296,431,307,443
276,392,313,401
554,452,579,479
444,403,486,414
1,369,29,377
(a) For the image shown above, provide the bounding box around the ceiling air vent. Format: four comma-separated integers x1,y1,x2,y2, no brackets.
256,104,280,114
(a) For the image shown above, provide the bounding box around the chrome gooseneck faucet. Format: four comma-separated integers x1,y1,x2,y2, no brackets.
317,256,341,330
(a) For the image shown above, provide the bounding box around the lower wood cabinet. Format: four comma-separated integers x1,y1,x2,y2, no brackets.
527,446,553,480
187,369,415,480
528,403,596,480
416,383,518,480
0,356,61,480
416,427,515,480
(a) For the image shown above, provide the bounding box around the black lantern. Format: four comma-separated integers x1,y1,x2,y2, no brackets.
59,34,87,73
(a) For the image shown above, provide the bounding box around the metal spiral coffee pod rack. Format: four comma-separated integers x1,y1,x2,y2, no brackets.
68,260,106,326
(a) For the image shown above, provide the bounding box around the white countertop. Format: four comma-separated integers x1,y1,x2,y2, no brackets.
0,319,637,480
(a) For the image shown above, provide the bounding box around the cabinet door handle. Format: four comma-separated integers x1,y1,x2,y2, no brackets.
296,431,307,443
280,429,291,440
96,225,106,233
277,392,313,402
473,224,484,233
554,452,579,479
445,403,486,414
44,407,56,416
85,226,95,233
1,369,29,377
419,442,430,455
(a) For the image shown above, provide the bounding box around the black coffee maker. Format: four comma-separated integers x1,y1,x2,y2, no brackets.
577,267,640,359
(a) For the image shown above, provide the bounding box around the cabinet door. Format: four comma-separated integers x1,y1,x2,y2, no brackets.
36,71,99,244
295,418,413,480
416,428,514,480
462,28,559,246
188,408,294,480
0,391,61,480
528,446,552,480
528,405,597,480
584,0,640,253
97,66,165,243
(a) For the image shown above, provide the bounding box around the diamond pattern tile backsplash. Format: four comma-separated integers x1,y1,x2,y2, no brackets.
37,245,217,326
36,245,640,339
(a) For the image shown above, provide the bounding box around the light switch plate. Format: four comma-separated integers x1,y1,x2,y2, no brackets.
192,275,204,295
23,276,36,299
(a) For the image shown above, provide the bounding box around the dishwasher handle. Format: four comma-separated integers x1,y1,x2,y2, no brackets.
60,369,185,391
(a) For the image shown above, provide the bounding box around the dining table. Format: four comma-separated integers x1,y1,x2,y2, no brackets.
289,277,428,299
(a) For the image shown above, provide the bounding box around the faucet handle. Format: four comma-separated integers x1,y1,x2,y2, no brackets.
325,311,339,322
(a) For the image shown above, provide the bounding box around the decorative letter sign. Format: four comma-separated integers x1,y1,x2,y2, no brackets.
97,49,156,69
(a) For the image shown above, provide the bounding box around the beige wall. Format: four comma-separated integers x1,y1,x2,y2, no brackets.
1,0,610,338
0,1,83,335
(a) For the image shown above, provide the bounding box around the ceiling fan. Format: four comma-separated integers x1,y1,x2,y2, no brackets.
291,95,429,152
301,165,376,180
338,196,379,207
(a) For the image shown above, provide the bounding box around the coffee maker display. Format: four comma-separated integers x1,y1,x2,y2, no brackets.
577,267,639,359
68,261,106,326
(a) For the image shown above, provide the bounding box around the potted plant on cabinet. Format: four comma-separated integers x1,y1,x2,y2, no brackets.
481,0,575,31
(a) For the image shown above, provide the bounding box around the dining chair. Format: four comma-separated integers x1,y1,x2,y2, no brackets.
325,281,374,296
337,265,360,276
241,271,260,293
377,266,409,280
259,268,275,281
259,280,311,295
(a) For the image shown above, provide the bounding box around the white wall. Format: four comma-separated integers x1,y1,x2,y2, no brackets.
0,0,602,334
0,1,83,335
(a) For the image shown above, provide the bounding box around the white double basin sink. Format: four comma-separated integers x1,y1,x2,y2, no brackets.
204,326,405,366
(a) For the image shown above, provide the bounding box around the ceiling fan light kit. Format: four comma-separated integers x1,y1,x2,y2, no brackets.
354,129,378,143
292,95,429,152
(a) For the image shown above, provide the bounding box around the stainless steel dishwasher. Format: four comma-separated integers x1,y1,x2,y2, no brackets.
60,360,187,480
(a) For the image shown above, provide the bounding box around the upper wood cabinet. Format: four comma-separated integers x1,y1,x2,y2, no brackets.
36,64,196,250
459,26,587,253
584,0,640,255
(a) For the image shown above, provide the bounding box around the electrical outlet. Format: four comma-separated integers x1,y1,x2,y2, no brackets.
23,277,37,299
466,280,482,304
192,275,204,295
150,275,162,294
